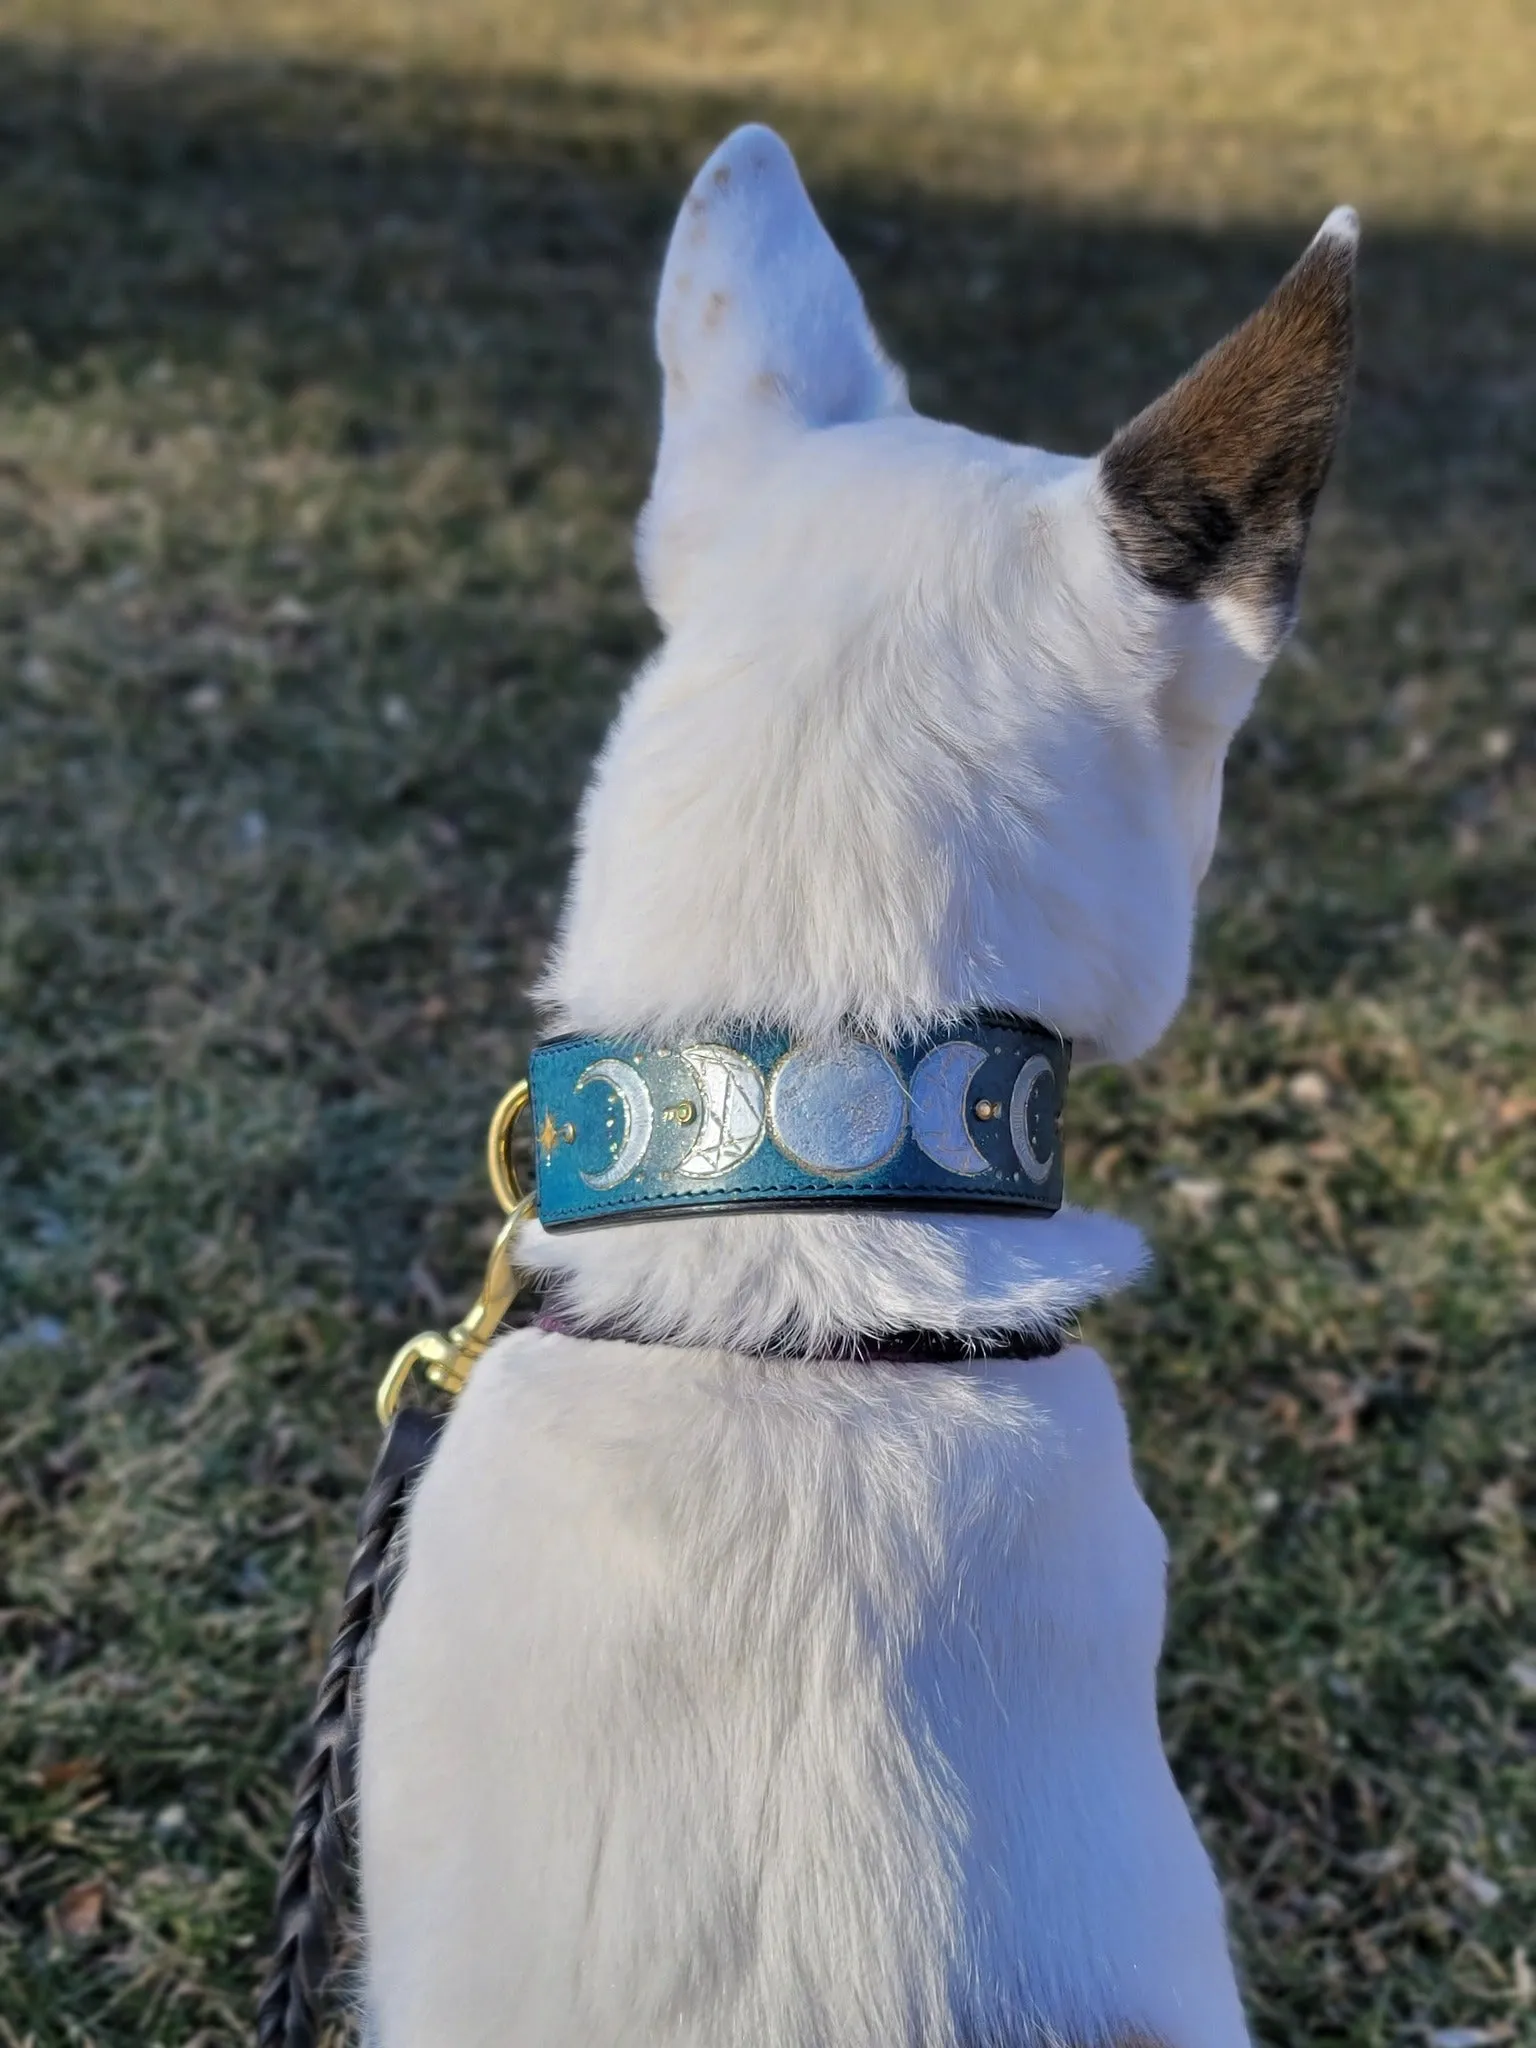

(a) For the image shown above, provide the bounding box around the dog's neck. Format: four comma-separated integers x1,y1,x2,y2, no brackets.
522,1202,1147,1356
519,1011,1144,1353
521,469,1171,1352
524,582,1161,1354
519,1007,1146,1355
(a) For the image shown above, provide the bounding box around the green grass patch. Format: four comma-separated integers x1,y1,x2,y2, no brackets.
0,10,1532,2044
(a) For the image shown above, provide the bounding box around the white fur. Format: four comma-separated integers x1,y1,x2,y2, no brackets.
359,123,1341,2046
363,1338,1246,2048
520,1204,1148,1357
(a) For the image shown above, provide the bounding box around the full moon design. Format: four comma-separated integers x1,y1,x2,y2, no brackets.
768,1044,907,1176
675,1044,766,1180
1008,1053,1057,1186
909,1040,990,1176
576,1057,655,1190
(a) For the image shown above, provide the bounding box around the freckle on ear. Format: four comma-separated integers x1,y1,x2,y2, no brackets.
713,163,732,189
703,291,729,330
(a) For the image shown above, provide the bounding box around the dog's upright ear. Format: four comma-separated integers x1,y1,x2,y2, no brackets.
638,125,908,625
1098,209,1358,665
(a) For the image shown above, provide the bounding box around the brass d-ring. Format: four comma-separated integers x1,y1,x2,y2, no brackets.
486,1078,531,1215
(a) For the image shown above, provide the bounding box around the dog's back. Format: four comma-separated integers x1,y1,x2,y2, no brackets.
363,1335,1244,2048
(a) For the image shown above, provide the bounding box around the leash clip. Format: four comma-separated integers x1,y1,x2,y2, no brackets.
376,1080,536,1427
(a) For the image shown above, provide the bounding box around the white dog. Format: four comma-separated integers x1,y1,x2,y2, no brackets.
359,126,1354,2048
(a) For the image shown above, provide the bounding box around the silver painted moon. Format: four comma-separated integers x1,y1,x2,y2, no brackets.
675,1044,766,1180
767,1043,907,1176
576,1057,655,1190
1008,1052,1057,1186
909,1039,990,1176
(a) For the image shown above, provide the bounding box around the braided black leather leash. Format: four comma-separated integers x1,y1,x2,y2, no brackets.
256,1406,445,2048
257,1083,538,2046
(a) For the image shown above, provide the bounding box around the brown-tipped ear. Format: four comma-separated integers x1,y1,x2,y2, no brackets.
1099,209,1357,643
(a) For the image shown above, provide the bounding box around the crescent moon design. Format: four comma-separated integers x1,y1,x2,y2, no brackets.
910,1040,990,1176
1008,1053,1057,1186
576,1057,655,1190
767,1043,907,1176
675,1044,766,1180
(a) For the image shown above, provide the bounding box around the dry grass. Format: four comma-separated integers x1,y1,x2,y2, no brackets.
0,4,1532,2044
9,0,1536,221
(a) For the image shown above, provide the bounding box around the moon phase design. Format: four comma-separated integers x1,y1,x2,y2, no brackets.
1008,1053,1057,1186
910,1040,990,1176
576,1057,654,1190
768,1044,907,1176
675,1044,766,1180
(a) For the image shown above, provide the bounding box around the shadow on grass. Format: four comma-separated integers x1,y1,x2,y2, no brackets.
3,39,1534,490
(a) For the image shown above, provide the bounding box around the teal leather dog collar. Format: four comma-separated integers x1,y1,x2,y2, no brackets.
528,1016,1069,1231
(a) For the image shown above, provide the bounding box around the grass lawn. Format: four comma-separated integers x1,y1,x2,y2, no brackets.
0,3,1533,2042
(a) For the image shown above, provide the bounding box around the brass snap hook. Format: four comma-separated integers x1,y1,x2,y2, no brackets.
375,1194,536,1427
375,1078,538,1428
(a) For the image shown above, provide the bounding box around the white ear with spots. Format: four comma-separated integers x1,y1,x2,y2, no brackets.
637,125,909,624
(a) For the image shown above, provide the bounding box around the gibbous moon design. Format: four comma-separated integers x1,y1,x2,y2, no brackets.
676,1044,766,1180
910,1040,990,1176
1009,1053,1057,1186
768,1044,907,1176
576,1057,654,1190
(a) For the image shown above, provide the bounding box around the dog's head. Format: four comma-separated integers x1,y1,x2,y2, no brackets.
545,126,1354,1064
